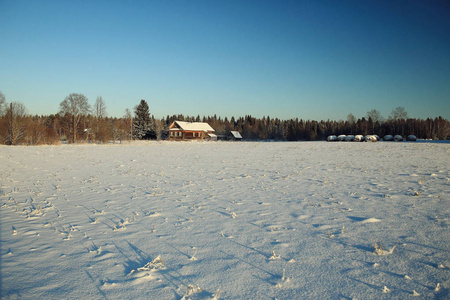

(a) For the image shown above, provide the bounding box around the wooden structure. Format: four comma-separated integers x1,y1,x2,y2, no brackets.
227,131,242,141
168,121,216,140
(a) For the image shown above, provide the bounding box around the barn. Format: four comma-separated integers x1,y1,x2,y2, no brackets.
228,131,243,141
167,121,216,141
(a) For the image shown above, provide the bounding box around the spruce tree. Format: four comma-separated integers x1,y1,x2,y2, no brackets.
133,99,156,140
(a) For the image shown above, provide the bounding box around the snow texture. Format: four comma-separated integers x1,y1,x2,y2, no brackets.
1,141,449,299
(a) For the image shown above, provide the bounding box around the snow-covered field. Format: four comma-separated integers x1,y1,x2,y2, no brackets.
1,141,449,299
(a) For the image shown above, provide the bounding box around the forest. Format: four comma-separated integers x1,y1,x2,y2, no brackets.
0,92,448,145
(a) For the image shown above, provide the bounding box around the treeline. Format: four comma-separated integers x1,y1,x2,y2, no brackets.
0,110,130,145
166,114,449,141
0,92,448,145
1,112,447,145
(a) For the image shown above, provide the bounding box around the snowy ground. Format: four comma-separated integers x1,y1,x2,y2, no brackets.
1,141,449,299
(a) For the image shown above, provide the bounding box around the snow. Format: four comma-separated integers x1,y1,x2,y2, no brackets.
1,141,449,299
230,131,242,139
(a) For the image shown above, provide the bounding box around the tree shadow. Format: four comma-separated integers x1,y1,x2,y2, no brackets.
352,244,373,253
218,249,276,279
112,240,149,275
346,276,380,291
84,269,107,299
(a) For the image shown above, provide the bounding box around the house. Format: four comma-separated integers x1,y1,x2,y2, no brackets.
227,131,242,141
167,121,216,140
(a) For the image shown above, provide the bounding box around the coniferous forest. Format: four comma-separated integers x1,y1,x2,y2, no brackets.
0,92,448,145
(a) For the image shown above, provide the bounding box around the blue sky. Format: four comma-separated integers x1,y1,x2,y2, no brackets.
1,0,449,120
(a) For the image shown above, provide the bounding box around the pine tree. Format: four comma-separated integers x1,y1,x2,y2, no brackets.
133,100,156,140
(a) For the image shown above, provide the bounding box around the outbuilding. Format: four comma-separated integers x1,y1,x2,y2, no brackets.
228,131,243,141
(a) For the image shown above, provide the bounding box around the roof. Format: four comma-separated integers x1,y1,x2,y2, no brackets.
169,121,215,132
230,131,242,139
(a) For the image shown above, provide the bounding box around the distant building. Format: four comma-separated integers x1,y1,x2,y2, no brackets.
167,121,216,140
228,131,242,141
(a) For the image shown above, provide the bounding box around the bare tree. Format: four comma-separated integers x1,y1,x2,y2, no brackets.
366,109,384,134
94,96,107,141
94,96,107,119
0,91,6,116
366,109,383,123
389,106,408,120
59,93,91,143
347,113,356,124
110,118,125,144
124,108,132,142
4,102,28,145
154,118,163,140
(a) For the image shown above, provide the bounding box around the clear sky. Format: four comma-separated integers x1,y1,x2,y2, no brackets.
1,0,449,121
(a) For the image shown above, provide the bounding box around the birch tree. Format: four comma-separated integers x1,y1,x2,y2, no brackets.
366,109,383,123
94,96,107,141
347,113,356,124
4,102,28,145
0,91,6,116
124,108,133,142
59,93,91,143
367,109,383,133
389,106,408,120
94,96,107,119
